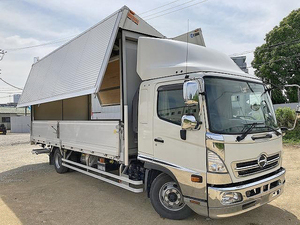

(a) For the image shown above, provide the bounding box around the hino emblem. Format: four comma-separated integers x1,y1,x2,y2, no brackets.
258,154,268,168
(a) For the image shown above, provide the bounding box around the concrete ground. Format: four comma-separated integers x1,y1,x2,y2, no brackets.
0,133,299,225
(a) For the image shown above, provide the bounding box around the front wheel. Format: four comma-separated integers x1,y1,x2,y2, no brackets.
150,173,193,220
53,149,68,174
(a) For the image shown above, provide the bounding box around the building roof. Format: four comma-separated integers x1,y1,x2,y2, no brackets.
0,107,29,114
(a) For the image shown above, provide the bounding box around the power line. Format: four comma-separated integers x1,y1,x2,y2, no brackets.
0,88,22,91
139,0,182,15
252,53,300,70
264,53,300,64
1,2,210,52
0,95,12,99
143,0,196,18
229,38,300,57
229,49,255,57
246,53,300,70
145,0,210,21
0,92,22,94
0,78,23,90
5,35,76,52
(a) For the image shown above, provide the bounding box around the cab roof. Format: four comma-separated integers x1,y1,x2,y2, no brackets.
137,37,259,81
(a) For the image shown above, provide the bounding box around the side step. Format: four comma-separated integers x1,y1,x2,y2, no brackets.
32,148,51,155
62,158,144,193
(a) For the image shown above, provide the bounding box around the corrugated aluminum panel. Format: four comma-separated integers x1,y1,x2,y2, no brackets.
18,10,122,107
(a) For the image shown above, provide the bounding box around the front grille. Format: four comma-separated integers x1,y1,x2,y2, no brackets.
233,153,280,177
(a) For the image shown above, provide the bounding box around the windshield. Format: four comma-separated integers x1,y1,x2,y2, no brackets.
205,77,278,134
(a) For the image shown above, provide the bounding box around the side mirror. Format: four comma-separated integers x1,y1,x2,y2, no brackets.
183,79,204,105
181,115,200,130
296,105,300,115
282,84,300,131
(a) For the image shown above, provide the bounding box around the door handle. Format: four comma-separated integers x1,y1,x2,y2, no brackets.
154,138,164,143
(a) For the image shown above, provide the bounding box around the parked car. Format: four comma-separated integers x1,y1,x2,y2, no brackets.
0,124,7,135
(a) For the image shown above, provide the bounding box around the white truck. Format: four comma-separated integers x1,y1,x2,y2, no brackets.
18,6,299,220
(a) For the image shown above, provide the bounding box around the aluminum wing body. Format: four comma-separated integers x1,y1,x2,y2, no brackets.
18,6,163,107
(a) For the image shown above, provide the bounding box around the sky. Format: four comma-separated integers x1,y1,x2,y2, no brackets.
0,0,299,103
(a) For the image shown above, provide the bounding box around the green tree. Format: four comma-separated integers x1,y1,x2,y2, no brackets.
252,9,300,104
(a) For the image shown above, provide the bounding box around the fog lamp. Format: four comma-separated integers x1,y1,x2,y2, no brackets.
220,192,243,205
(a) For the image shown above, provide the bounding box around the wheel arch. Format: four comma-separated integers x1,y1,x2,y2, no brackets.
144,161,180,197
49,146,58,165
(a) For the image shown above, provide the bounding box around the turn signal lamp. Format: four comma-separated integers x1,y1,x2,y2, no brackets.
191,175,203,183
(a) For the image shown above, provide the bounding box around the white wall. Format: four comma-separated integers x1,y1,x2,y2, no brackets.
11,116,30,133
273,103,298,111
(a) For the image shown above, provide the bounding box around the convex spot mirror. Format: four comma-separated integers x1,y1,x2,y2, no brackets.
183,79,204,106
181,115,200,130
284,84,300,119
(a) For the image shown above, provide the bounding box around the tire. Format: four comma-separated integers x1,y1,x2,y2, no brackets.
150,173,193,220
53,149,68,174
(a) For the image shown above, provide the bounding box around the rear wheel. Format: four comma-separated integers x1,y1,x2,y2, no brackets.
53,149,68,174
150,173,193,220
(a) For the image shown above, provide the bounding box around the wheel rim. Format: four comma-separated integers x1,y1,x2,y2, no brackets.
159,181,185,211
55,152,62,169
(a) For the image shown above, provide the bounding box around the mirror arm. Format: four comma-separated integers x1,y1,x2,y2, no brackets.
180,129,187,140
195,121,202,130
281,116,298,132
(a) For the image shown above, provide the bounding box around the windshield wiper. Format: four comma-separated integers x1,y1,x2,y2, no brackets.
262,125,281,136
236,122,264,142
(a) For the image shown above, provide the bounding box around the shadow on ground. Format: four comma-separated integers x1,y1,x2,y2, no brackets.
0,163,299,225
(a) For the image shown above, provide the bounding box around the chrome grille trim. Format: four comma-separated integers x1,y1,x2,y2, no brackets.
267,157,280,164
232,153,280,177
235,164,260,171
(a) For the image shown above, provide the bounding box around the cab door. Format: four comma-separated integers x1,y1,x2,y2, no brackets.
153,80,206,173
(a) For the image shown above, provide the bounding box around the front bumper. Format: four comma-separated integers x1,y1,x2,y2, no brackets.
208,168,286,218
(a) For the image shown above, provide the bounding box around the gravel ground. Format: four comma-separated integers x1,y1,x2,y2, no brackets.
0,133,299,225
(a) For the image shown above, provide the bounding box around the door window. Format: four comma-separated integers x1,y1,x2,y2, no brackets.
2,117,10,123
157,84,198,125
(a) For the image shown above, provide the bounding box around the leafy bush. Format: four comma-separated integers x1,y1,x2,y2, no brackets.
275,107,300,144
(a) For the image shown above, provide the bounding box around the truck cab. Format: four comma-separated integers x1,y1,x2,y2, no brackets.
136,38,285,218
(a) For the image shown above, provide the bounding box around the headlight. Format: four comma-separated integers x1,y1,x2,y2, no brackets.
220,192,243,205
207,150,227,173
